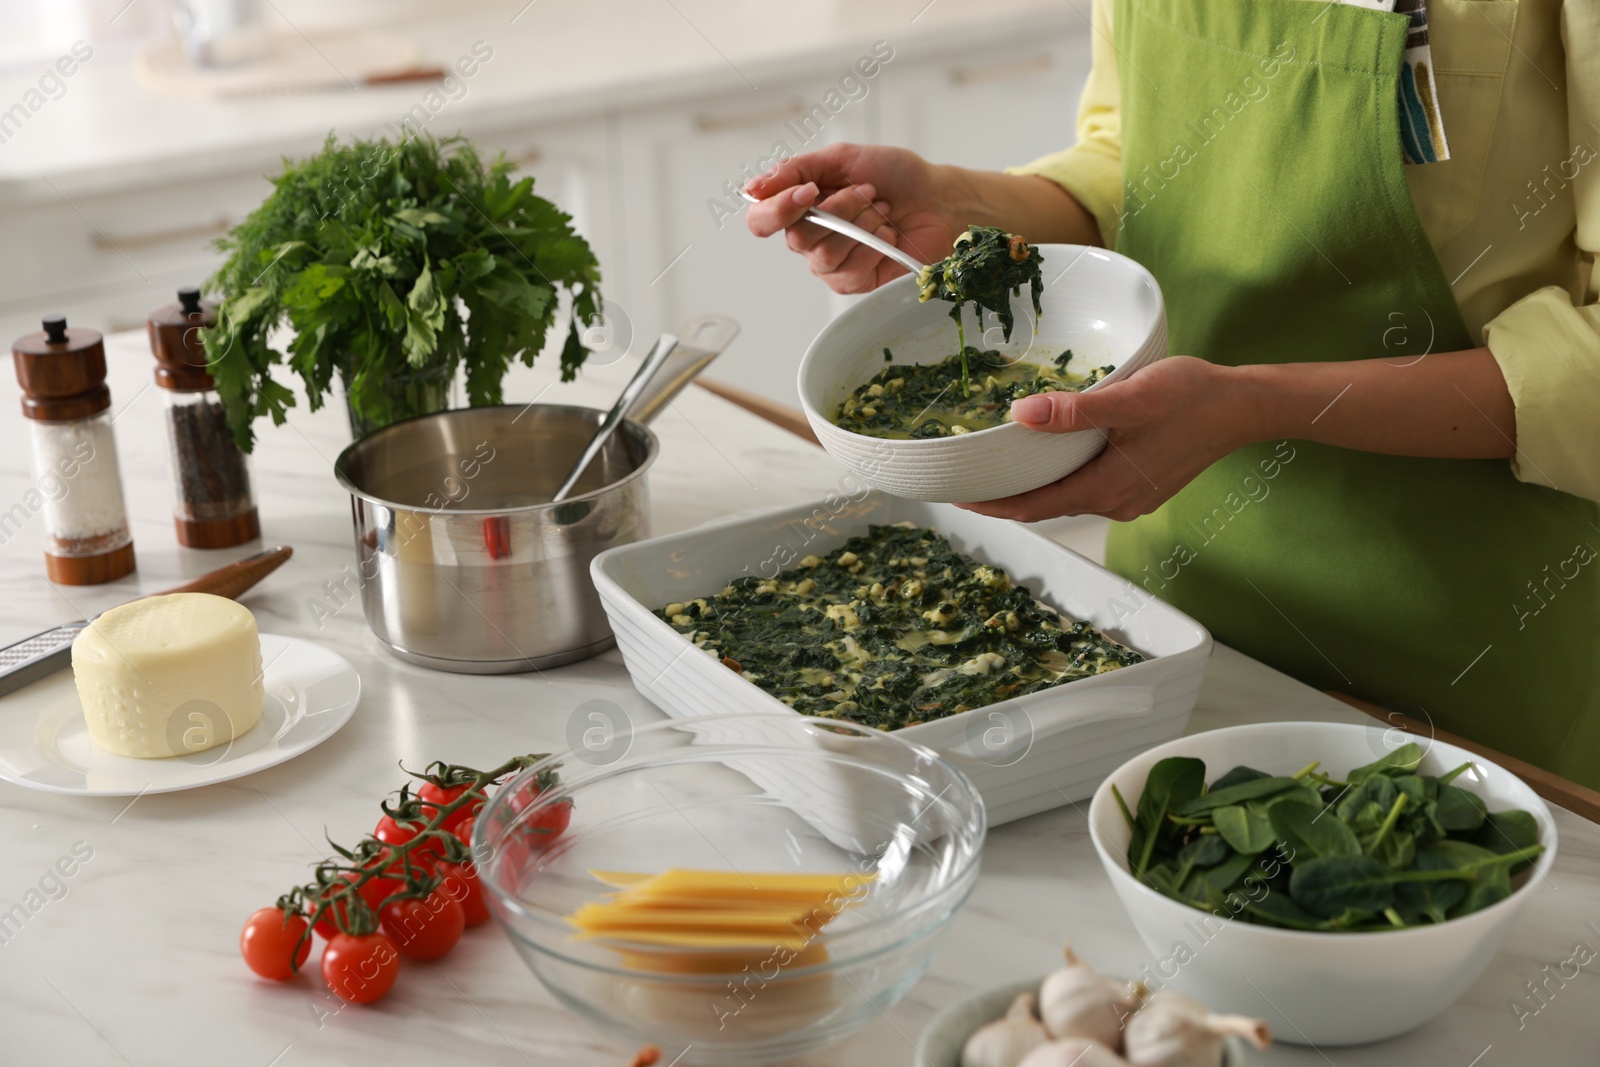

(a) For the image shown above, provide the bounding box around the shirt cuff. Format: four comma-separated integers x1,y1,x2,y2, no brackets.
1006,146,1124,249
1482,286,1600,501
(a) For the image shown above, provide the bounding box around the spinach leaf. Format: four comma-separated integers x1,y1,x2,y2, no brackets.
1213,805,1276,854
1201,851,1257,895
1347,742,1425,783
1394,845,1469,924
1209,765,1272,792
1472,810,1542,873
1175,776,1302,817
1374,828,1416,870
1243,890,1336,931
1269,800,1360,859
1453,861,1512,916
1435,785,1488,832
1178,834,1234,869
1129,757,1207,879
1289,855,1395,918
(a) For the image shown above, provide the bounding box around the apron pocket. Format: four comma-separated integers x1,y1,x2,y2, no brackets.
1405,0,1516,245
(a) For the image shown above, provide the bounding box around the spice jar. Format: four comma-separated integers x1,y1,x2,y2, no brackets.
11,316,136,584
147,287,259,548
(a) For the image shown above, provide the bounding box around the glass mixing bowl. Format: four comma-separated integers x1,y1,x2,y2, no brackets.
475,713,986,1065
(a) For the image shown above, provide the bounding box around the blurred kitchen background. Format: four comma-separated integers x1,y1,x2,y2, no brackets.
0,0,1088,407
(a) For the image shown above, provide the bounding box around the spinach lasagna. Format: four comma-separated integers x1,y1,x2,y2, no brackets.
655,523,1144,731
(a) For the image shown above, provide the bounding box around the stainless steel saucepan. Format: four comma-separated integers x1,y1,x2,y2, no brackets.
333,315,737,673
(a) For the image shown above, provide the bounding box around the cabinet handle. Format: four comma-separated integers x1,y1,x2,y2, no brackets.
949,53,1053,87
694,100,805,133
506,146,542,166
91,216,234,253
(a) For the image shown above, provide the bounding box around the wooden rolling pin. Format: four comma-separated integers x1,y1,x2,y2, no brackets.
0,545,293,697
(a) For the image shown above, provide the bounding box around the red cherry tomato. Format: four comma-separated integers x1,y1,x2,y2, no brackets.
524,797,573,844
240,907,311,980
418,782,481,833
436,860,490,927
374,814,447,859
321,932,400,1004
354,851,413,913
379,888,466,960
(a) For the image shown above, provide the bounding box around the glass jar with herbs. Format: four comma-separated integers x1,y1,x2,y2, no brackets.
148,287,260,548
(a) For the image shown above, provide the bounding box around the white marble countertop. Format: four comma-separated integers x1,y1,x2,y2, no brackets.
0,0,1077,199
1,330,1596,1066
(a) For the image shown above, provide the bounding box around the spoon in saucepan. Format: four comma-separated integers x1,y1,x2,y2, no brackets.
738,189,926,275
550,314,740,502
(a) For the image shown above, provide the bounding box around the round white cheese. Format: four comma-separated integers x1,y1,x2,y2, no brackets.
71,592,264,759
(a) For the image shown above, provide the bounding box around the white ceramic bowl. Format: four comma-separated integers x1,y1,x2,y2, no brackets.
799,244,1167,503
1088,722,1558,1046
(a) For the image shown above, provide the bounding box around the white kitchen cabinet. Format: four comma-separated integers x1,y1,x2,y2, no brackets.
0,15,1092,408
873,35,1092,180
611,85,868,404
0,170,273,338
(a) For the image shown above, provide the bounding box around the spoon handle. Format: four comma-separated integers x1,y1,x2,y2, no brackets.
739,190,925,275
551,333,679,503
622,314,739,427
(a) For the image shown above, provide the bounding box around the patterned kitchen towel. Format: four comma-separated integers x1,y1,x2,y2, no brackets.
1395,0,1450,163
1318,0,1450,163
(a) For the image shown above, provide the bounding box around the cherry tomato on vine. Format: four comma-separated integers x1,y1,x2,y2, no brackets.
379,888,466,960
312,875,365,940
418,781,481,833
437,860,490,927
321,931,401,1004
524,797,573,843
240,907,311,980
374,814,447,859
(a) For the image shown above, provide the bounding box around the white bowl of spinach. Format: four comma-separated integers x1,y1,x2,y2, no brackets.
799,243,1166,503
1087,722,1556,1046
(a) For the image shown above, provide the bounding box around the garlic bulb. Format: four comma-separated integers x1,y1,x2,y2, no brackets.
1037,944,1142,1048
1123,990,1271,1067
961,991,1050,1067
1017,1038,1131,1067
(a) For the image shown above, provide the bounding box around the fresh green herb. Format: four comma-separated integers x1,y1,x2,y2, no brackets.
833,347,1112,440
916,226,1044,391
655,523,1143,731
205,133,602,450
1123,744,1543,931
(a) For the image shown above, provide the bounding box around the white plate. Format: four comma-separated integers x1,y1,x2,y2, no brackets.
0,634,360,796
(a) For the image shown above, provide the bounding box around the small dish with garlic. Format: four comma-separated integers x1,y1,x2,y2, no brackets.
917,944,1269,1067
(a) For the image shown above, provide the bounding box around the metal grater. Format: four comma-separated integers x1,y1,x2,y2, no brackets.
0,623,89,696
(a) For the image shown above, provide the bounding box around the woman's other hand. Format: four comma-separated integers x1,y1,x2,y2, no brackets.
744,143,962,294
957,357,1251,522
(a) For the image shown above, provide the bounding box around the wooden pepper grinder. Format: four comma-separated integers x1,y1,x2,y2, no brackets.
12,316,137,584
148,287,260,548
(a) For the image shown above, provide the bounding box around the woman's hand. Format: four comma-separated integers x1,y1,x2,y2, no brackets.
957,357,1252,522
744,144,963,294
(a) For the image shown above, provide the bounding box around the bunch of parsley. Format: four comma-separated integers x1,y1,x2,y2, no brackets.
204,134,602,450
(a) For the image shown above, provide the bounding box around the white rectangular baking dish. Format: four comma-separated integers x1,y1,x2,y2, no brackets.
590,491,1212,826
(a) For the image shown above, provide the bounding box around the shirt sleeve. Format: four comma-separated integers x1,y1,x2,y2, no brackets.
1005,0,1124,247
1481,0,1600,502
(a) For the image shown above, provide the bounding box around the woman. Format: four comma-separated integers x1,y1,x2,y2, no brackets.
745,0,1600,788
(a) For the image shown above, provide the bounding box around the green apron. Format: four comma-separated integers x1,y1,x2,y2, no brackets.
1104,0,1600,788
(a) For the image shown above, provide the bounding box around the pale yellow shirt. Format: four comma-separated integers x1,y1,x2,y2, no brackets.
1012,0,1600,501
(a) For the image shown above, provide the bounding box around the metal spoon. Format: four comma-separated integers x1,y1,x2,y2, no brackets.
738,189,925,275
551,314,740,502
